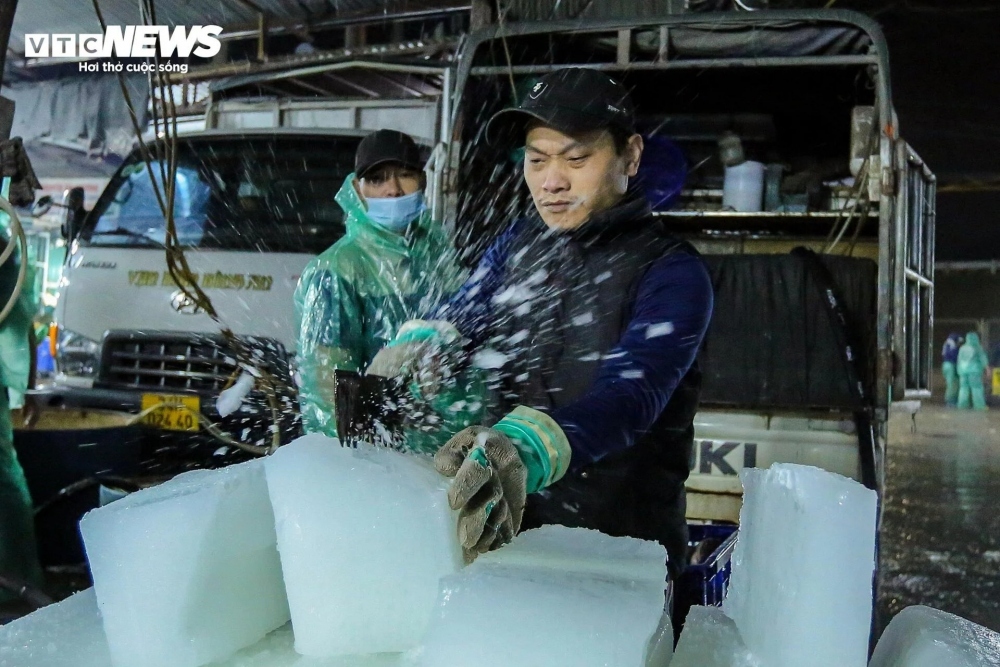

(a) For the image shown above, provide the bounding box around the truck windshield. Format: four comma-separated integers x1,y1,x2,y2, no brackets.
83,135,361,253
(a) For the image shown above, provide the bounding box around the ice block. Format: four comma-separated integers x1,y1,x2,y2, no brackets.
670,606,759,667
723,463,877,667
80,459,289,667
0,589,111,667
417,526,667,667
868,605,1000,667
264,436,461,657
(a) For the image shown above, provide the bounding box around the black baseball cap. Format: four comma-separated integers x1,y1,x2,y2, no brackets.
485,68,636,147
355,129,423,178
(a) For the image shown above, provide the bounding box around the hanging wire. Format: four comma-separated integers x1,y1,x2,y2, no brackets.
824,155,870,255
495,3,519,105
845,197,873,257
0,197,29,325
126,402,270,456
825,121,879,255
91,0,287,454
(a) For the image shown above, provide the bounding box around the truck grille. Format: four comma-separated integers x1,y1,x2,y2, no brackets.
96,331,302,467
98,332,286,394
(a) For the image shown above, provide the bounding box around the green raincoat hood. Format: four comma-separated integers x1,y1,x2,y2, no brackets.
335,173,436,253
957,331,989,376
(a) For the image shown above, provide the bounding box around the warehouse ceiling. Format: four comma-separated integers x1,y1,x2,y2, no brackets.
5,0,1000,259
7,0,468,56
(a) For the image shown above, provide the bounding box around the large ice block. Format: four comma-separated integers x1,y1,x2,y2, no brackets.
208,624,297,667
723,463,877,667
868,605,1000,667
80,459,290,667
302,657,407,667
644,611,675,667
417,527,667,667
293,654,407,667
264,436,462,657
476,525,668,590
207,623,407,667
670,606,759,667
0,589,111,667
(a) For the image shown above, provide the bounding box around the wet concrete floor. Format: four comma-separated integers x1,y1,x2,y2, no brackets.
878,404,1000,633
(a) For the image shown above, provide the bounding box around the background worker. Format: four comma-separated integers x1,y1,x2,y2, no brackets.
0,151,44,598
956,331,989,411
941,332,962,407
294,129,469,443
370,68,714,575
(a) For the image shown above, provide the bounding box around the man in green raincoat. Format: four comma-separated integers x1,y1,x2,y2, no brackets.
294,130,476,446
0,178,44,597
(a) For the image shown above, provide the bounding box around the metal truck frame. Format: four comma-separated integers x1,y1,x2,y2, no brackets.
439,9,936,515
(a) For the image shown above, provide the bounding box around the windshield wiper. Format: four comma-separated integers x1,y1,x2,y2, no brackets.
88,228,163,246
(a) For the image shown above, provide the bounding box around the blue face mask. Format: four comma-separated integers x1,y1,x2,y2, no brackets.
365,190,425,232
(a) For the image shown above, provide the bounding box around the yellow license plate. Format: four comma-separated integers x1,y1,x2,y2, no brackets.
140,394,200,432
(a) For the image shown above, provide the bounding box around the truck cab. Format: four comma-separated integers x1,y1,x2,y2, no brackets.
48,129,364,466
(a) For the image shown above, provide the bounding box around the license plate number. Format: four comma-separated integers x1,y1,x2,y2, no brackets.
140,394,200,432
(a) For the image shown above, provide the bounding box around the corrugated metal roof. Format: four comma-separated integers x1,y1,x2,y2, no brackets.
8,0,462,55
499,0,687,21
205,59,446,100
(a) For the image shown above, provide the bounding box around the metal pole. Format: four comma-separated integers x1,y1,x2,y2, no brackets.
220,6,471,42
0,0,16,78
257,12,267,62
441,66,452,145
0,0,18,141
470,55,879,75
435,66,453,223
0,97,12,143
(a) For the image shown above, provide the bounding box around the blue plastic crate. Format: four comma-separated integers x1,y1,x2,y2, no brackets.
683,524,739,606
672,523,738,632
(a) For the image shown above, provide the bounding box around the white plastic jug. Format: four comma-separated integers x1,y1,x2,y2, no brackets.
722,160,766,212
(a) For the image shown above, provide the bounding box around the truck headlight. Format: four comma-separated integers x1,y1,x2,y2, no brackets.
56,329,101,379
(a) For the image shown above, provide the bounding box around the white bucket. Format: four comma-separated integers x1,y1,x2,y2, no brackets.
722,160,766,212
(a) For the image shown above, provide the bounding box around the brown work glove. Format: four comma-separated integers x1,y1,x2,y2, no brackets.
367,339,433,380
434,426,527,562
367,320,463,402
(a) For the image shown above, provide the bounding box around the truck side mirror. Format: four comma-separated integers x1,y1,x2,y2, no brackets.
61,187,85,241
32,195,54,217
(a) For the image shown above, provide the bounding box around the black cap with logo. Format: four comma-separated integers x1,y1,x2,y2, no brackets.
355,129,424,178
485,68,636,147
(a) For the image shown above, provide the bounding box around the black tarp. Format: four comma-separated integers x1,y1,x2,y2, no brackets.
664,24,872,58
698,253,878,410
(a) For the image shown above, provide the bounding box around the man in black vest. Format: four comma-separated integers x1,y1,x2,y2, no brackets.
369,67,713,576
